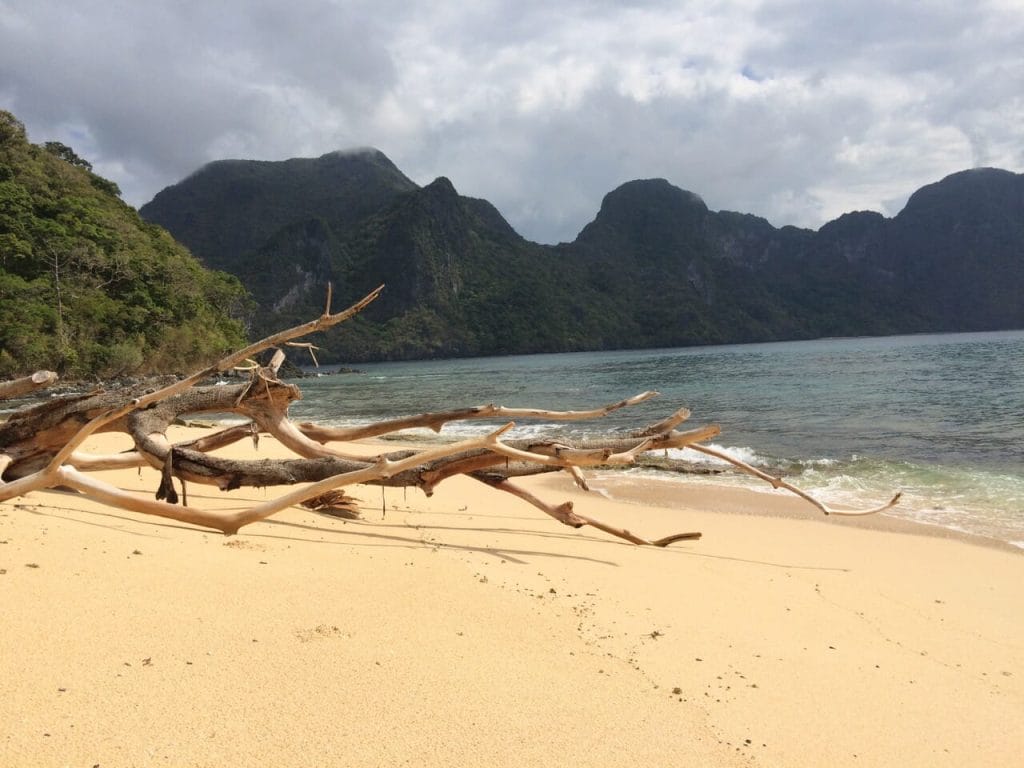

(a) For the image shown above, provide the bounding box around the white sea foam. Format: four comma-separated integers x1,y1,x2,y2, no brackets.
664,443,768,468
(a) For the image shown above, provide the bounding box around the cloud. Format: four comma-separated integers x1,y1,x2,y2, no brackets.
2,0,1021,243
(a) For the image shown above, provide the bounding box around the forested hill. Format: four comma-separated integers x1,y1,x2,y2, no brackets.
141,152,1024,363
0,111,249,378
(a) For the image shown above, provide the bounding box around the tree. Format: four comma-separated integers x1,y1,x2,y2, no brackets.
0,286,900,544
0,109,247,378
0,112,27,144
43,141,93,171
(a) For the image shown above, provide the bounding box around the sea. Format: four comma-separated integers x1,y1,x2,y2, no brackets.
291,330,1024,549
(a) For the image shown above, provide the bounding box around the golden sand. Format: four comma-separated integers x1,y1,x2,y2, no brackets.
1,428,1021,766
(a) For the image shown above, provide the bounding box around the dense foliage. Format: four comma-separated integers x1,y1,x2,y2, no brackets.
0,111,249,378
142,149,1024,363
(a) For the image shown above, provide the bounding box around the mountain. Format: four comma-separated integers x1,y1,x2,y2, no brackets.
881,168,1024,330
0,110,249,378
140,149,418,277
143,156,603,360
140,153,1024,362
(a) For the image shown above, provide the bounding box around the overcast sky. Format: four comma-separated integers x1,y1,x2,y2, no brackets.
2,1,1022,243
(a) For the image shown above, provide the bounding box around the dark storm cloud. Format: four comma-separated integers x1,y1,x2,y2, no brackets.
2,0,1021,243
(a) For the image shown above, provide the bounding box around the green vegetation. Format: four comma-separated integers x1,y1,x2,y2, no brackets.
0,111,249,378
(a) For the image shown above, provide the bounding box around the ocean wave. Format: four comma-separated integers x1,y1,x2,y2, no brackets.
662,443,769,468
605,454,1024,545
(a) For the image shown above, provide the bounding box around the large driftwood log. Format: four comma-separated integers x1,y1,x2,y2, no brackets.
0,285,900,545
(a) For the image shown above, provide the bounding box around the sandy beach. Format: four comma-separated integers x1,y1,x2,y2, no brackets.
1,427,1022,767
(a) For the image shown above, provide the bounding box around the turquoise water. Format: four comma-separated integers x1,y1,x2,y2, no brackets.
292,330,1024,547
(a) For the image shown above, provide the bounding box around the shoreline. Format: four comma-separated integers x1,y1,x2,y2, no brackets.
357,429,1024,552
7,400,1019,550
365,431,1024,554
577,471,1024,555
2,427,1022,766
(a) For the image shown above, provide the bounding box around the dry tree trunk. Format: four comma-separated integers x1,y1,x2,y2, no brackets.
0,285,900,545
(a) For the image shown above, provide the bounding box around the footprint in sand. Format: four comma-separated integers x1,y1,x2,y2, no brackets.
223,540,265,551
294,624,346,643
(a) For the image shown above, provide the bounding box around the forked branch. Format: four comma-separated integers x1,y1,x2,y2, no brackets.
0,282,901,546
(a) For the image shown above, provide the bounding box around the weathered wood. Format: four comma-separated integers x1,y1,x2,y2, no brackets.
298,391,661,442
0,283,900,543
0,370,58,400
688,444,901,516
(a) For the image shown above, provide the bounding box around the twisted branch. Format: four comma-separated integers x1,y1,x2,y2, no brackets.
686,444,902,516
1,282,901,545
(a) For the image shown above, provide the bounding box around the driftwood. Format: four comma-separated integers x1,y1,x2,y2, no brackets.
0,285,900,545
0,369,58,400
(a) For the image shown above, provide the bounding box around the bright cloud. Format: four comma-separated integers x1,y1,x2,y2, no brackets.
1,0,1021,243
